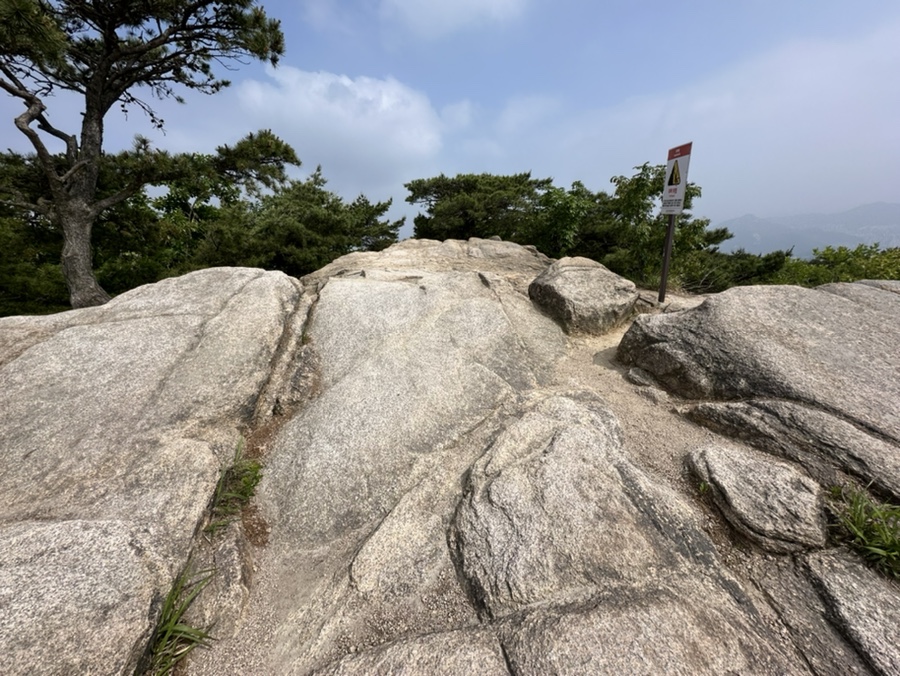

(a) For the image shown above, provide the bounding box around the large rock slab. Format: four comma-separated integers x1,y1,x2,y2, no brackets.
528,256,638,334
747,556,874,675
192,239,568,674
452,392,719,618
497,581,801,675
618,284,900,439
310,628,509,676
818,280,900,313
0,267,301,675
0,520,168,675
616,280,900,675
453,392,806,673
191,243,811,675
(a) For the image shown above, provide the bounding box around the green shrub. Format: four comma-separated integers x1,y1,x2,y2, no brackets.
772,245,900,287
831,485,900,578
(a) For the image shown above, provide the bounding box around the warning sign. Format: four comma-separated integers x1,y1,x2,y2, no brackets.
661,142,692,215
667,160,681,186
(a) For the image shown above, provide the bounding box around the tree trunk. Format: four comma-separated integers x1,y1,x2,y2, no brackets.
58,93,111,309
59,203,111,308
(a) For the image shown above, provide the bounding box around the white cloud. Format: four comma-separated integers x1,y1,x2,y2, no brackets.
300,0,340,30
299,0,358,34
235,67,443,198
380,0,528,39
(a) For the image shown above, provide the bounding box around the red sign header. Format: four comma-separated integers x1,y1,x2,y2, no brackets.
667,142,692,161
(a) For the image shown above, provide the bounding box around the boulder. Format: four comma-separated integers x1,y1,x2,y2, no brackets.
688,445,827,552
528,256,638,334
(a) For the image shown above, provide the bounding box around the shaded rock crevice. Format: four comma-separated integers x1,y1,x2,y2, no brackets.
250,280,319,427
497,640,518,676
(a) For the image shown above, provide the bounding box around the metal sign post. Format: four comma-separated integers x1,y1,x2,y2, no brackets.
658,142,692,303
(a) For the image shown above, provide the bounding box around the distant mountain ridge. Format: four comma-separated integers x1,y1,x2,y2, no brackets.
715,202,900,258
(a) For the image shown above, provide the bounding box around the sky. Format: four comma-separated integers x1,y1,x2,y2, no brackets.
4,0,900,238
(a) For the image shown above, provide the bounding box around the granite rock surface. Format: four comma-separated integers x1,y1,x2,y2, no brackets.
2,241,898,675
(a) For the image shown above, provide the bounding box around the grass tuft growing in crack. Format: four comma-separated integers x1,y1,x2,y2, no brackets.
205,437,262,536
830,484,900,578
145,560,215,675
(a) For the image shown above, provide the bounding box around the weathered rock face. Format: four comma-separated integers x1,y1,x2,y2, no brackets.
618,283,900,498
2,241,898,675
617,284,900,443
452,393,803,674
619,280,900,674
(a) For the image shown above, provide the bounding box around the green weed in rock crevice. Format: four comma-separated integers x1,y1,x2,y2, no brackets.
140,438,262,673
205,437,262,536
142,560,215,675
830,484,900,578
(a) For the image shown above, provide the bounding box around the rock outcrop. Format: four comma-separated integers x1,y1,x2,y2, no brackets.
618,283,900,499
619,280,900,674
0,268,301,674
1,240,898,675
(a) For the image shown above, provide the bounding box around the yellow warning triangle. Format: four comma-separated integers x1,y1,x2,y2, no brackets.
668,160,681,186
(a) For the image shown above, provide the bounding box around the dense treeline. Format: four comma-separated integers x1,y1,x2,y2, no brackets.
3,153,899,317
408,164,732,288
0,149,402,316
407,167,900,294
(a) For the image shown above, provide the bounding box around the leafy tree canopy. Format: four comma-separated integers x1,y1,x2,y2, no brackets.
586,162,732,285
0,149,403,316
196,168,403,278
407,172,553,242
406,164,732,288
0,0,67,65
